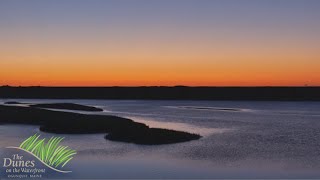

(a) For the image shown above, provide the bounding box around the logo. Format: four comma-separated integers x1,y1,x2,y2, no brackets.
2,134,76,179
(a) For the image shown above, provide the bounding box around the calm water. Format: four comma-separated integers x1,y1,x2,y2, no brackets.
1,99,320,179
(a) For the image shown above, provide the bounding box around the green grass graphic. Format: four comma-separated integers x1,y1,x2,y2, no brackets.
19,134,76,168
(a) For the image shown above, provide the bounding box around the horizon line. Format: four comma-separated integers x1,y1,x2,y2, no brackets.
1,85,319,88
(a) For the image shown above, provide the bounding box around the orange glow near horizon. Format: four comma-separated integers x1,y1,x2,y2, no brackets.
1,42,320,87
1,53,319,87
1,36,320,87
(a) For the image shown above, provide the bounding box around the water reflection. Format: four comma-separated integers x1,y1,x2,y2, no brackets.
127,116,232,136
1,99,320,178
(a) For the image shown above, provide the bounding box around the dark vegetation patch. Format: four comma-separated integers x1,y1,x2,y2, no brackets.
0,105,201,145
30,103,103,112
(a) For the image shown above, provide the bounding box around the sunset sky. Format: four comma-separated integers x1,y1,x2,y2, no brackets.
1,0,320,86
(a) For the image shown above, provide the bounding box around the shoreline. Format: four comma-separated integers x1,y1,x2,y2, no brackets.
0,104,201,145
1,86,319,101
